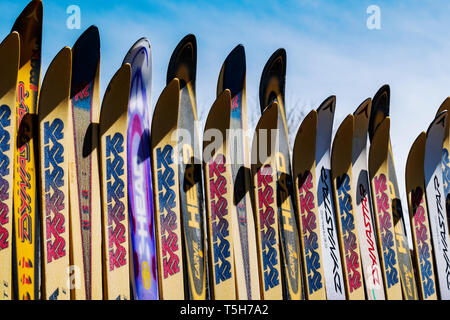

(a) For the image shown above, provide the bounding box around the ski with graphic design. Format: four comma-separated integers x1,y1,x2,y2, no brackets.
352,99,385,300
331,115,365,300
405,132,438,300
424,111,450,300
203,90,236,300
251,102,282,300
292,110,326,300
150,79,184,300
369,85,418,299
436,99,450,235
167,35,207,300
99,64,131,300
11,0,42,300
315,97,346,300
259,49,303,300
38,47,72,300
123,38,158,300
0,32,19,301
217,45,260,300
69,26,103,300
368,117,402,300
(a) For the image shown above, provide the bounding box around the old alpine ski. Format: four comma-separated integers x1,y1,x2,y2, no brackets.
331,114,365,300
405,132,438,300
352,99,385,300
167,34,207,300
12,0,42,300
217,45,260,300
292,110,326,300
203,90,236,300
151,79,184,299
424,111,450,300
69,25,103,300
38,47,72,300
259,49,303,300
123,38,158,300
99,64,131,300
0,32,19,301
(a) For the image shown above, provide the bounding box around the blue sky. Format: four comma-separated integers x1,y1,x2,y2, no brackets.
2,0,450,243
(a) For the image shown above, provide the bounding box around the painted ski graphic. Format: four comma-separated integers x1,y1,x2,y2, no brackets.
38,47,72,300
369,85,418,299
315,97,345,300
331,115,365,300
436,99,450,236
203,90,236,300
167,34,207,300
217,45,260,300
259,49,302,300
99,64,131,300
69,25,102,300
352,99,385,300
424,111,450,300
406,132,438,300
151,79,184,300
0,32,19,301
251,102,283,300
292,110,326,300
123,38,158,300
11,0,42,300
368,117,402,300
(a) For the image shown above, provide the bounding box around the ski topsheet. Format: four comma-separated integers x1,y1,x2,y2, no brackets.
203,90,236,300
69,25,102,300
331,115,365,300
151,79,184,300
123,38,158,300
0,32,19,301
368,117,402,300
315,97,345,300
424,111,450,300
259,49,303,300
217,45,260,300
436,99,450,235
251,102,283,300
293,110,326,300
11,0,42,300
38,47,72,300
369,85,418,300
405,132,438,300
99,64,131,300
352,99,385,300
167,35,207,300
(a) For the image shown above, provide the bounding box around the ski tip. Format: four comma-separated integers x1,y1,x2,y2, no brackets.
436,97,450,116
332,114,354,169
252,101,279,168
0,31,20,58
353,98,372,119
167,34,197,89
203,89,231,158
259,48,286,114
369,85,390,141
217,44,246,98
368,117,390,178
317,95,336,114
122,37,151,70
38,46,72,121
406,131,426,189
100,63,132,121
12,0,43,32
426,110,447,137
71,26,101,99
293,109,317,176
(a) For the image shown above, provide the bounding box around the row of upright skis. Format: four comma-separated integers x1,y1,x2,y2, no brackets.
0,0,448,300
